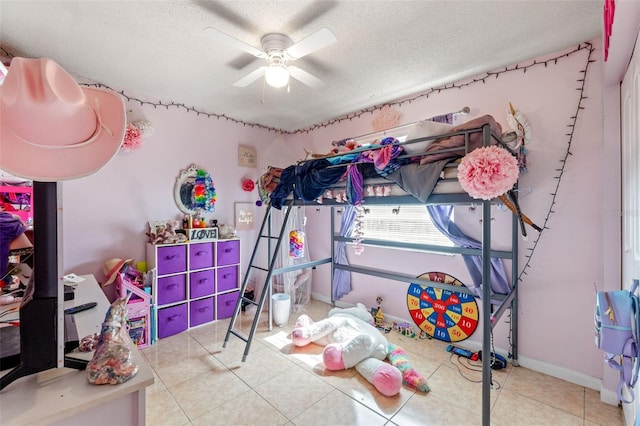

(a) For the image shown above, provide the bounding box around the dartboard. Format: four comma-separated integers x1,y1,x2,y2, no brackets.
407,272,478,342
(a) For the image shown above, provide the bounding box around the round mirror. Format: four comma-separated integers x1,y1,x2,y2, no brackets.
174,165,217,215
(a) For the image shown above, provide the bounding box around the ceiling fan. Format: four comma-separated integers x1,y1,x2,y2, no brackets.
203,27,337,89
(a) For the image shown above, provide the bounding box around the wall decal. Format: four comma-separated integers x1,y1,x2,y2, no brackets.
235,202,255,230
238,145,257,168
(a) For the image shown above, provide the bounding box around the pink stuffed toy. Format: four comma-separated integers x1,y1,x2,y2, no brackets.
291,303,429,396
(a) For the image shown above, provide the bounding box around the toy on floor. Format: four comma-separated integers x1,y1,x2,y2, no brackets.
370,296,392,333
291,303,429,396
394,321,417,338
373,296,385,326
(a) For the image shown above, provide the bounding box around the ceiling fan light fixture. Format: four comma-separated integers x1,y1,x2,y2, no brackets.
265,64,290,88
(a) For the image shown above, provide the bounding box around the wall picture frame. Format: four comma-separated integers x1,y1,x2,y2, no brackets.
235,202,255,230
238,145,257,168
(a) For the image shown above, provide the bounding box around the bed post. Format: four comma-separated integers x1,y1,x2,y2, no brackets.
481,124,492,426
511,192,519,365
330,206,336,306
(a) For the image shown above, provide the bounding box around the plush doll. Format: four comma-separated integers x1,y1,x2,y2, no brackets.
291,303,429,396
303,138,361,159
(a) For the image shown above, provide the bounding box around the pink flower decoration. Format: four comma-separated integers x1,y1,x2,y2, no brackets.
242,179,255,192
457,146,519,200
122,123,143,152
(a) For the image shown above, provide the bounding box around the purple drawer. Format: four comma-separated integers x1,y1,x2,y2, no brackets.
157,274,186,305
157,245,187,275
217,240,239,266
217,292,239,320
190,297,215,327
157,303,188,338
217,266,238,292
190,242,215,270
190,269,215,298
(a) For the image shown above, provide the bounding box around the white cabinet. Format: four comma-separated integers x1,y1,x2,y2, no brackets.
146,239,240,339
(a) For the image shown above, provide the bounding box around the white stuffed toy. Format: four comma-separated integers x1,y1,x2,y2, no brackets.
291,303,429,396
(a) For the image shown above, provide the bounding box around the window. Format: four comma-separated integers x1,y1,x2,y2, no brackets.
361,205,454,248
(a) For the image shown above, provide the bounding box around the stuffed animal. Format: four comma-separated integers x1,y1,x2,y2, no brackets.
291,303,429,396
146,221,188,245
303,138,361,159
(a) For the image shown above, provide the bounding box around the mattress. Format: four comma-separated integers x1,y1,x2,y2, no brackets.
320,162,462,202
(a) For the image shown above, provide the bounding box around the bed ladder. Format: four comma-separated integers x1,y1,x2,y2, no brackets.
222,203,293,362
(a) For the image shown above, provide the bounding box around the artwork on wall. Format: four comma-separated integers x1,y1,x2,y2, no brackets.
235,202,255,230
238,145,257,168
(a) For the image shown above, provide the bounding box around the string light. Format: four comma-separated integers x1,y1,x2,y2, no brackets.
517,42,595,281
0,43,591,135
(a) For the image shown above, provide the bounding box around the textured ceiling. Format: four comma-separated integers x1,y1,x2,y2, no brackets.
0,1,602,132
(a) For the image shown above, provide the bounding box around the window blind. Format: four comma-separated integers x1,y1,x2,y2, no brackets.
362,205,454,247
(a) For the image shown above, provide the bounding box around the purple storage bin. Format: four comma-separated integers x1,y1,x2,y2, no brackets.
190,242,215,270
157,303,188,338
217,266,238,292
217,240,239,266
190,269,215,298
157,274,186,305
157,245,187,275
217,292,239,320
190,297,215,327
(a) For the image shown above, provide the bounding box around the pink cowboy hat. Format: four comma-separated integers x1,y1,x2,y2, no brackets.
0,57,126,181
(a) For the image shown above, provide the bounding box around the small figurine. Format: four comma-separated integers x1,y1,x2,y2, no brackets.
374,296,384,327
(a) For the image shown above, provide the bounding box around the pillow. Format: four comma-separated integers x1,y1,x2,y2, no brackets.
403,120,455,155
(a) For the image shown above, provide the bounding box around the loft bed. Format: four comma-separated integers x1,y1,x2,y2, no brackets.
225,115,523,426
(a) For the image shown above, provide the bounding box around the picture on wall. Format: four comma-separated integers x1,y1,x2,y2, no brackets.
238,145,257,168
235,202,255,230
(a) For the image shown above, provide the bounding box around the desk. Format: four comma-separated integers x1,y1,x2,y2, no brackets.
0,275,154,425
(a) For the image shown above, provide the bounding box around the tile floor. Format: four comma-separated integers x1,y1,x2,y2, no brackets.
141,299,623,425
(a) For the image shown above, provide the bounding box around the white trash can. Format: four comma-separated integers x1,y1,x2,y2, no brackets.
272,293,291,327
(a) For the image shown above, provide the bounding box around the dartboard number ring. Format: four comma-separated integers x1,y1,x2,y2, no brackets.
407,272,478,342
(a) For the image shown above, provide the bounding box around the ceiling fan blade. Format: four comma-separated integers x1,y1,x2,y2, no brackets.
202,27,266,58
194,1,259,33
232,66,267,87
285,28,337,60
289,66,324,89
286,1,338,30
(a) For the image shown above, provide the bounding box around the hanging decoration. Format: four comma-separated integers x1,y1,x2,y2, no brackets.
289,230,305,258
457,146,519,200
505,102,532,173
352,205,365,255
241,178,255,192
121,120,153,152
372,105,402,131
192,169,216,212
604,0,615,61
